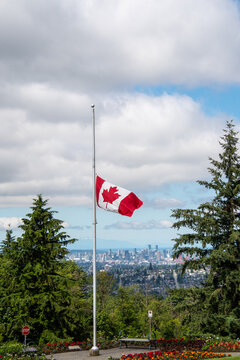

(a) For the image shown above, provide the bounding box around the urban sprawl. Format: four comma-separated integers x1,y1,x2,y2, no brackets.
67,246,207,297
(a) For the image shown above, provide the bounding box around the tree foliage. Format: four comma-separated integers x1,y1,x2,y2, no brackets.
0,195,90,343
171,121,240,334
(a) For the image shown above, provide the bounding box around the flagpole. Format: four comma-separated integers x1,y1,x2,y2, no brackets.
90,104,99,356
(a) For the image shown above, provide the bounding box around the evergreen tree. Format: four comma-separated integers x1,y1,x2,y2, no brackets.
171,121,240,334
0,229,19,340
0,195,78,342
0,228,16,256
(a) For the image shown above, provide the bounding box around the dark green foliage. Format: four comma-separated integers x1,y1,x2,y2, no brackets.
97,311,117,339
0,195,91,343
114,287,142,336
0,229,17,256
97,271,116,312
171,121,240,336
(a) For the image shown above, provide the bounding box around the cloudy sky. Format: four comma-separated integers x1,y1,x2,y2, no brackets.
0,0,240,249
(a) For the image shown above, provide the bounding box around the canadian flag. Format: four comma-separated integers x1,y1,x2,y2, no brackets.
96,175,143,217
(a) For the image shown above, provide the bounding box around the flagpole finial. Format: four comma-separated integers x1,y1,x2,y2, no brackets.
91,104,95,108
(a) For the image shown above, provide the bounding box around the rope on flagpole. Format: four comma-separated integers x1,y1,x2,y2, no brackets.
90,104,99,356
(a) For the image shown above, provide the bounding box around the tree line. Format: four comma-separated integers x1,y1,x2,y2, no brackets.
0,121,239,345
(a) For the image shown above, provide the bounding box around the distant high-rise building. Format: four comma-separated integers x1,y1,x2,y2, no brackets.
124,250,130,260
155,245,158,251
117,249,122,257
148,244,151,250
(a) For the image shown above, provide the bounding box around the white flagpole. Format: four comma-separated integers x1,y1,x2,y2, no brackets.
90,104,99,356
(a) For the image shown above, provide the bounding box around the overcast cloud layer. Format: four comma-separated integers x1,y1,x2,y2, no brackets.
1,0,240,89
0,0,239,209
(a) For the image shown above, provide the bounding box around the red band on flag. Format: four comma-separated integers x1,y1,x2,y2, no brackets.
96,175,143,216
118,192,143,217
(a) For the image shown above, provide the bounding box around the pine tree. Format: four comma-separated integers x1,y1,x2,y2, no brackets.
172,121,240,322
0,195,78,341
0,228,16,256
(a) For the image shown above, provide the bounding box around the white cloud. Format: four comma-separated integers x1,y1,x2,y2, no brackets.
105,219,173,230
0,0,240,89
0,0,237,208
0,90,225,207
144,198,184,209
62,221,69,228
96,93,224,189
0,217,23,230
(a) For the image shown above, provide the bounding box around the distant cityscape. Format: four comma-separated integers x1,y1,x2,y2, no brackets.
67,245,207,297
67,245,180,269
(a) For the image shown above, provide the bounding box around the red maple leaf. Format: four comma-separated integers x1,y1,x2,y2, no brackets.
102,186,120,208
